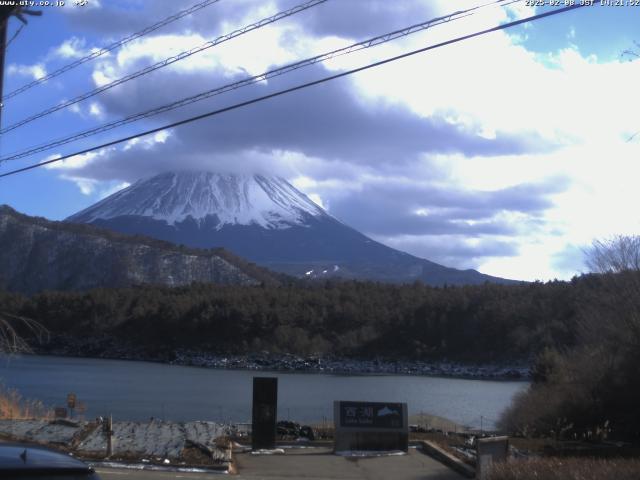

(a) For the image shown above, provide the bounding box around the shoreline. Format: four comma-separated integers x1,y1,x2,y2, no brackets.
171,350,531,381
30,341,531,381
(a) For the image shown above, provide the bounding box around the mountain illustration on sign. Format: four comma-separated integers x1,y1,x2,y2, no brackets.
376,406,400,417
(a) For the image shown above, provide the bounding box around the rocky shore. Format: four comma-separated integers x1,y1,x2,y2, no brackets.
35,334,531,380
171,350,531,380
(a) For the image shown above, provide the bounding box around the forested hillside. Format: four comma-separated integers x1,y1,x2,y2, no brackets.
0,273,614,362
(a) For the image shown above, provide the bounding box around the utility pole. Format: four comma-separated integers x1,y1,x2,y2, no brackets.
0,7,13,129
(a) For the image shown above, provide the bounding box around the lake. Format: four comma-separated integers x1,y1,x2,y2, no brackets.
0,355,528,430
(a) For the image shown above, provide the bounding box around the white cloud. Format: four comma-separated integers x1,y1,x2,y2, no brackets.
91,67,112,87
153,130,170,143
88,102,104,118
99,181,130,199
446,139,640,280
346,34,640,147
52,37,92,59
7,63,47,80
56,177,126,197
66,176,99,195
44,150,104,171
43,148,128,196
89,3,305,88
503,2,538,20
123,130,171,151
307,193,326,209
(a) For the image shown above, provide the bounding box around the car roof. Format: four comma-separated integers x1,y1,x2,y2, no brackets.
0,443,93,473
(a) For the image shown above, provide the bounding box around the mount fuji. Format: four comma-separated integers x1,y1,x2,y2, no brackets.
67,171,512,285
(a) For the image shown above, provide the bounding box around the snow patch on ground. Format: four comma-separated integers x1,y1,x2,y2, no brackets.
0,419,230,467
334,450,407,457
250,448,286,455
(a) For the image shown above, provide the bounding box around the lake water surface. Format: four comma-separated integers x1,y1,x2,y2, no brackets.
0,355,527,430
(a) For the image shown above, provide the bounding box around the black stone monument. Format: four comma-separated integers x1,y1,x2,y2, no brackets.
251,377,278,450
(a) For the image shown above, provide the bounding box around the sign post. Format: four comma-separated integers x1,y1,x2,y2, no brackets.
251,377,278,451
334,401,408,452
66,393,76,419
54,407,68,419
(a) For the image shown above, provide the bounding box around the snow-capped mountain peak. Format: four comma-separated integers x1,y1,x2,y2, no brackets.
66,170,513,286
68,171,327,229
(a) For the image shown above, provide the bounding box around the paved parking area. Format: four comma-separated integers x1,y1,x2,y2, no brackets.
95,468,222,479
96,446,465,480
233,447,464,480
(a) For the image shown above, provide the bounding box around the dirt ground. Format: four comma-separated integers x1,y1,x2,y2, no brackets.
231,446,464,480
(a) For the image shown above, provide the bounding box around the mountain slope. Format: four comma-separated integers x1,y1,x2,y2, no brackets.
67,171,514,286
0,205,281,294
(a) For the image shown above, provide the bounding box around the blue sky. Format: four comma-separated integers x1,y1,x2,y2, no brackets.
0,0,639,281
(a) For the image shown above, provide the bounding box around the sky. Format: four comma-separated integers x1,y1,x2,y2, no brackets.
0,0,639,282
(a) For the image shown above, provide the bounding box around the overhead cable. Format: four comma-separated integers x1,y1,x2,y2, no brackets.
0,3,592,178
0,0,519,154
0,0,328,134
2,0,223,102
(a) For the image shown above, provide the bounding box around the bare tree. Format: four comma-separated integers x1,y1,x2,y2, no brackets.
584,235,640,274
0,312,48,355
622,40,639,61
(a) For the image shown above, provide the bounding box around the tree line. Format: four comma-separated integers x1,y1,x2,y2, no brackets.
0,274,610,362
500,236,640,441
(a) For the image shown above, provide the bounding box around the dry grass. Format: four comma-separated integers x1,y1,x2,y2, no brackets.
0,384,53,420
487,457,640,480
416,432,476,467
408,413,467,433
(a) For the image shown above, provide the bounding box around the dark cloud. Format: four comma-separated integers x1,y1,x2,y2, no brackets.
296,0,439,39
62,0,339,44
324,176,569,237
63,0,237,38
378,235,519,270
67,59,555,185
349,211,515,237
63,0,439,42
53,0,559,185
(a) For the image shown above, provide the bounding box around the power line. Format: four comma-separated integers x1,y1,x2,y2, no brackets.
5,24,24,50
0,0,520,158
1,0,223,102
0,3,592,179
0,0,328,135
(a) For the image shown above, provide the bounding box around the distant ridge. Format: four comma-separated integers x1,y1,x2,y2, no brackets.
67,171,517,286
0,205,283,294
